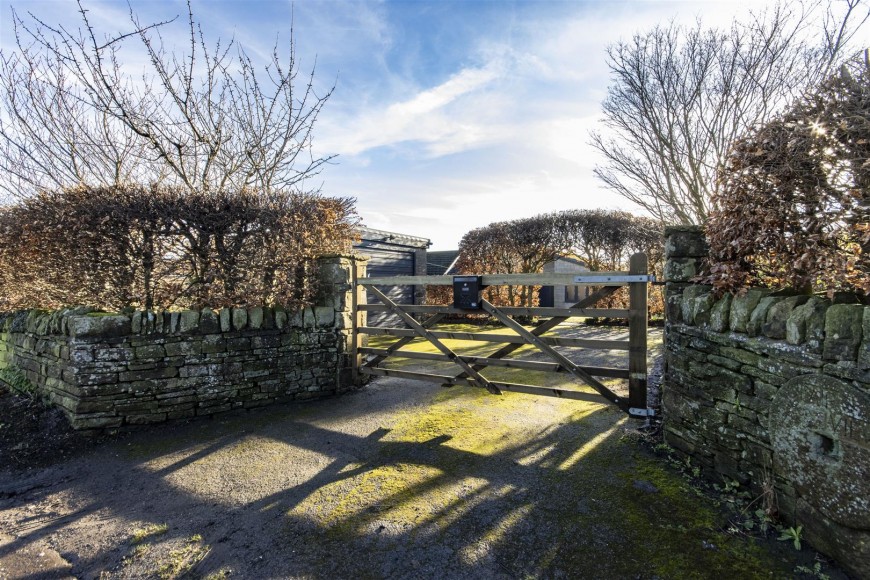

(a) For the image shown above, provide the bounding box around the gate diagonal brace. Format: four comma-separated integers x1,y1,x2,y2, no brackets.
480,299,628,412
362,312,447,368
367,286,501,395
452,286,622,379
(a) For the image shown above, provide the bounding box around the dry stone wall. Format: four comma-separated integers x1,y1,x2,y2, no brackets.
662,226,869,579
0,255,367,431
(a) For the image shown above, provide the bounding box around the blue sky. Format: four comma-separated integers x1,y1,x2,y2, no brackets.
2,0,864,249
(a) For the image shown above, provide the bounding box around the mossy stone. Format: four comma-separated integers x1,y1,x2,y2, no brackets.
317,259,352,285
199,309,220,334
664,258,701,283
770,374,870,530
692,294,717,327
134,345,165,360
248,307,264,330
680,285,713,325
762,295,809,340
798,499,870,580
664,226,707,258
232,308,248,331
261,307,274,330
786,297,829,350
67,315,131,338
823,304,865,361
274,307,288,330
314,307,335,327
131,312,143,334
219,308,231,332
168,311,180,333
178,310,200,333
289,308,305,328
729,289,770,334
303,308,316,328
861,308,870,369
201,334,226,354
746,296,780,337
708,294,733,332
665,290,685,324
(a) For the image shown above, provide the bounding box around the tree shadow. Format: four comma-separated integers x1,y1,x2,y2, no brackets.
1,369,772,579
0,385,637,578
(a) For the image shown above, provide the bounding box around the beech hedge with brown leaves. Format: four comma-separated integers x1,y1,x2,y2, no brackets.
0,185,357,311
703,54,870,299
438,210,664,315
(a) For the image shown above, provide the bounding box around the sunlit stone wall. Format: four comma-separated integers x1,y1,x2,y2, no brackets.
0,255,367,431
662,226,869,579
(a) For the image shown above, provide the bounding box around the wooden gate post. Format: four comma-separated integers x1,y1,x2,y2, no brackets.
350,257,367,385
628,253,648,413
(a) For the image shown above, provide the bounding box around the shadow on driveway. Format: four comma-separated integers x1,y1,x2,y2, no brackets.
1,376,807,579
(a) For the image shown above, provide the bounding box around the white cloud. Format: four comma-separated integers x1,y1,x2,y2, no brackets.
354,166,641,250
535,115,603,165
318,3,676,163
396,66,498,116
324,0,845,248
319,60,507,156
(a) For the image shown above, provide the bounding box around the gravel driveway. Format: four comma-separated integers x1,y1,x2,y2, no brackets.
0,326,832,579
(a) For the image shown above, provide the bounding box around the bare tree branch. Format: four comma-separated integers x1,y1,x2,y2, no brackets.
0,0,335,198
591,0,868,225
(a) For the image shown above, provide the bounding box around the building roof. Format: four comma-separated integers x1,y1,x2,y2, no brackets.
427,250,460,275
355,226,431,249
555,254,588,268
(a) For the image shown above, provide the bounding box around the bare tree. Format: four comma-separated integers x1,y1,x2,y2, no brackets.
0,39,151,197
590,0,868,225
0,0,334,199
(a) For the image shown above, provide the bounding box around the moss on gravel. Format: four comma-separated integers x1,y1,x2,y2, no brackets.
285,382,793,578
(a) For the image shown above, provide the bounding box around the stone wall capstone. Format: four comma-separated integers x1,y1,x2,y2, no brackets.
0,255,368,431
662,226,869,579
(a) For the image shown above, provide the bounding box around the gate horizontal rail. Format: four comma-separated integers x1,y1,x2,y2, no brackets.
351,254,652,418
359,271,652,287
359,326,631,350
360,304,631,318
358,346,631,378
359,366,609,404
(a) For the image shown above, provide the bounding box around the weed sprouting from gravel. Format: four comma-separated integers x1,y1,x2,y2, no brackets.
156,536,210,579
130,523,168,544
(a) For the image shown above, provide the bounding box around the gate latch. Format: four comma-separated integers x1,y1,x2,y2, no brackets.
629,407,656,417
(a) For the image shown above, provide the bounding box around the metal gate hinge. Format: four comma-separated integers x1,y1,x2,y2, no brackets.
572,274,656,283
629,407,656,417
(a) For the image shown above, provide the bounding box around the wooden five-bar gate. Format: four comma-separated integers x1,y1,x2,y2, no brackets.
351,254,655,418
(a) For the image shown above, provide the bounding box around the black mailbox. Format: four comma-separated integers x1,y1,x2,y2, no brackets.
453,276,484,310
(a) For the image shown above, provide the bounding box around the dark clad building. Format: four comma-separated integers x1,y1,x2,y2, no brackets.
353,227,430,326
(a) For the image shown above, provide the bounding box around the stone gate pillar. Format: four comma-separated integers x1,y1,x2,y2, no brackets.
316,254,369,389
663,225,708,324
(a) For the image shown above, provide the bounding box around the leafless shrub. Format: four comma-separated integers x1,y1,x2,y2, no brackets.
446,210,664,315
453,214,567,307
557,210,664,316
